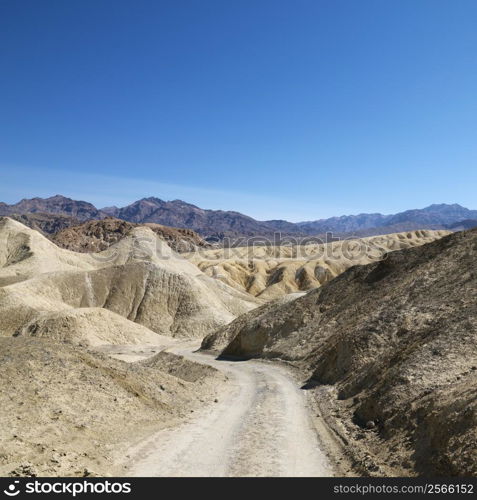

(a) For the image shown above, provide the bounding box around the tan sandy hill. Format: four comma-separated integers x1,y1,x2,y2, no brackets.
0,217,259,342
0,218,99,286
204,229,477,476
140,351,221,383
0,337,225,476
51,217,211,253
15,308,166,346
189,230,449,300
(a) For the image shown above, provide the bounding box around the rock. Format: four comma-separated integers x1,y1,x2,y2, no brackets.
80,468,98,477
9,463,37,477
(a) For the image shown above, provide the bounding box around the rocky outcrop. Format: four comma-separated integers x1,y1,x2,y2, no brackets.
8,213,81,235
50,218,210,253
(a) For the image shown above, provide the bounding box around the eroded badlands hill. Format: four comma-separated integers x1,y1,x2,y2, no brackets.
190,230,449,300
204,229,477,476
0,217,258,343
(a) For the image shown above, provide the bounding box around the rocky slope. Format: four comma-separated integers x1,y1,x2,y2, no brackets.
0,337,225,476
190,230,449,300
204,229,477,476
51,217,210,253
8,213,81,235
201,292,305,352
447,219,477,231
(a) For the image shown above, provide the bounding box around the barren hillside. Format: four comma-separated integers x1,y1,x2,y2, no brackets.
51,217,211,253
0,337,225,476
205,229,477,476
8,213,81,235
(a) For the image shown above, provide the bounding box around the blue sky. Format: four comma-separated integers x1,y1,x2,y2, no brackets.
1,0,476,221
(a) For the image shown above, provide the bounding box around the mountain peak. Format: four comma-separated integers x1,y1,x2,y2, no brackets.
423,203,465,210
140,196,164,203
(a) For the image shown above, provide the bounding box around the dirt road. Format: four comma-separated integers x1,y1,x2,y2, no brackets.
124,344,332,477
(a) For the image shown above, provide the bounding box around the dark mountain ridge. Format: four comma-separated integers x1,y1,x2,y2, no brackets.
1,195,475,240
0,195,106,221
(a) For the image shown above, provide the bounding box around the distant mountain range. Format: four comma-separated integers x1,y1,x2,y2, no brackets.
1,195,476,240
296,204,477,234
0,195,103,221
